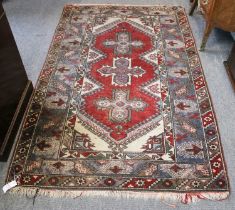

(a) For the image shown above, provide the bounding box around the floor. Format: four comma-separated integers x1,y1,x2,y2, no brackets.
1,0,235,209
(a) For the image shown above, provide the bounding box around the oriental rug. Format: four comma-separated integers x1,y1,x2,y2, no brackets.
6,4,230,204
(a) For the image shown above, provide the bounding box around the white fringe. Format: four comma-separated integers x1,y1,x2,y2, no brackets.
64,3,180,6
8,187,229,204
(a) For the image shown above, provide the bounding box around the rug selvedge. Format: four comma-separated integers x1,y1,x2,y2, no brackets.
6,4,230,203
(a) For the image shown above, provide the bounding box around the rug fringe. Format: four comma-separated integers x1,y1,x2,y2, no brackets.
8,187,229,204
64,3,184,8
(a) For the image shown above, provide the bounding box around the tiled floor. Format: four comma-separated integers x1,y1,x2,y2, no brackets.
1,1,234,209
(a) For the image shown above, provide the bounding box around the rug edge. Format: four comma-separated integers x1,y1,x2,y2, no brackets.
63,3,184,7
182,7,231,192
9,187,230,204
4,4,69,183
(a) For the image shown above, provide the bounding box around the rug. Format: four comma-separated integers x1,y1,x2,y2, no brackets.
6,4,230,204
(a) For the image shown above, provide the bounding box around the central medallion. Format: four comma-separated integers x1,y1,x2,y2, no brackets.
95,89,147,122
78,20,162,143
103,30,143,55
97,57,145,86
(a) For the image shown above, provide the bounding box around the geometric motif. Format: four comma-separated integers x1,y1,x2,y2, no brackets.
103,30,143,55
87,48,106,64
141,49,164,66
80,77,102,96
141,134,164,153
6,5,229,203
95,89,147,122
97,57,145,86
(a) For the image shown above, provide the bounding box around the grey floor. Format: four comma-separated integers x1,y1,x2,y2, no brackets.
1,0,235,209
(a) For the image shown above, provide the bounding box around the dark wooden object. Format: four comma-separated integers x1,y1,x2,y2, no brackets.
189,0,235,51
189,0,198,16
0,3,33,161
224,43,235,91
